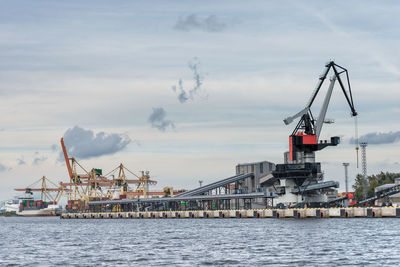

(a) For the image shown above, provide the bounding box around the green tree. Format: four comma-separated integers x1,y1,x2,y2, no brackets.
352,171,400,201
353,174,365,201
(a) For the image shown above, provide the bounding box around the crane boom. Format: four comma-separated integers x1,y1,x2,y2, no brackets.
306,61,357,116
306,63,331,107
315,75,336,139
61,138,73,179
284,107,309,125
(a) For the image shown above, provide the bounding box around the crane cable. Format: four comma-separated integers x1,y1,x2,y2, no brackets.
354,115,359,168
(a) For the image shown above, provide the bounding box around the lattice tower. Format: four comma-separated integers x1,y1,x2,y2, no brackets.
360,142,368,199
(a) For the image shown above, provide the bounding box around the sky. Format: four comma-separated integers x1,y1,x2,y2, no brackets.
1,0,400,201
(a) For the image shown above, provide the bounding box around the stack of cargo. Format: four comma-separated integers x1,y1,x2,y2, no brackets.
34,200,44,209
19,200,49,211
66,200,72,210
66,200,86,211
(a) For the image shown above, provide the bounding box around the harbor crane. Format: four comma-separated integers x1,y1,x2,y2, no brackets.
59,138,183,205
283,61,358,163
15,176,69,203
271,61,359,206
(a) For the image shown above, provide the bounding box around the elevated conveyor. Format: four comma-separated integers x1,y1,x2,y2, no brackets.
291,180,339,194
175,173,254,198
357,184,400,205
88,192,269,206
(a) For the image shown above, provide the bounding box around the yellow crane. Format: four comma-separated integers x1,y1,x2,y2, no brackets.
15,176,68,204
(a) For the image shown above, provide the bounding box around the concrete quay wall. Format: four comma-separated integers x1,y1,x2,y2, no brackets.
61,207,400,219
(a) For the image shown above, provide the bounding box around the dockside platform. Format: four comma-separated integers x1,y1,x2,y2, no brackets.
61,207,400,219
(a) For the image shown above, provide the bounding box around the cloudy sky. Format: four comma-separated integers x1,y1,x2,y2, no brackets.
1,0,400,200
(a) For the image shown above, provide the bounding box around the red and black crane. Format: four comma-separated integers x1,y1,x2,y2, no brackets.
284,61,357,162
273,61,358,187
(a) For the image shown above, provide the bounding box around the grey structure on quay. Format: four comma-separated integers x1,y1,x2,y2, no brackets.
87,159,340,212
88,161,277,212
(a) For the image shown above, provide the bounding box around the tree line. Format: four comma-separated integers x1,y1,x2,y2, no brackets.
352,171,400,201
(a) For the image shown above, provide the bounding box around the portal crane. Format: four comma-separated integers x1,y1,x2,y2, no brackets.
272,61,358,199
15,176,69,203
60,138,159,201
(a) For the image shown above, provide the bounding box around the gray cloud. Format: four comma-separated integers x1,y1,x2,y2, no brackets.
189,59,202,94
349,131,400,144
172,79,188,103
0,162,9,172
148,107,175,132
172,58,205,103
60,126,131,160
17,156,26,165
50,144,58,152
33,155,47,165
174,14,228,32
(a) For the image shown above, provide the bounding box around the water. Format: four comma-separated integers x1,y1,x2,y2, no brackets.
0,217,399,266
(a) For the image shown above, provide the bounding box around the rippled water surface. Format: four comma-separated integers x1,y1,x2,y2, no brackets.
1,217,400,266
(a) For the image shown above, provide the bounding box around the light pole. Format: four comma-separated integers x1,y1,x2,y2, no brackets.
343,163,350,193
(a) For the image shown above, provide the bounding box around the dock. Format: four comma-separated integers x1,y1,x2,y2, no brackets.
61,206,400,219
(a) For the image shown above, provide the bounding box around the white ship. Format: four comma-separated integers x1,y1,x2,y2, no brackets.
2,192,60,216
17,205,60,216
3,192,34,213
